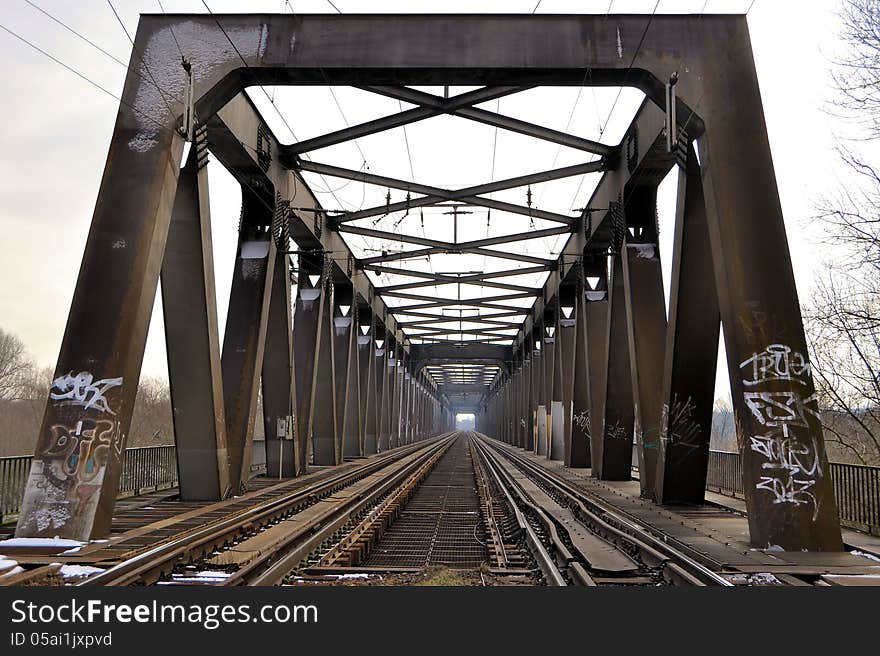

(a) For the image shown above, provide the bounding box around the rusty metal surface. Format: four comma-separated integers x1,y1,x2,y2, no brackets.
364,436,487,568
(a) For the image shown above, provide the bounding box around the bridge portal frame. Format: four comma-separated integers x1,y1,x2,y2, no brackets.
14,13,842,551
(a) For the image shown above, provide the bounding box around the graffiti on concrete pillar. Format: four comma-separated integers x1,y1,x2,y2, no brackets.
18,371,125,536
573,410,591,437
660,396,702,465
739,344,822,519
50,371,124,415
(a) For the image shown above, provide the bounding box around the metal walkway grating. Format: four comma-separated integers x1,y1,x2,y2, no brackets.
364,436,488,569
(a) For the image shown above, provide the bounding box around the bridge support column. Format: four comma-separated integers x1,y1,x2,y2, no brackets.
622,187,667,499
377,340,393,451
261,246,297,479
334,286,360,460
293,259,324,473
559,286,579,467
699,42,842,549
580,253,610,470
219,198,275,494
357,309,375,455
15,109,185,540
549,305,565,461
655,146,719,504
595,247,634,480
311,276,338,465
161,144,229,500
524,340,535,451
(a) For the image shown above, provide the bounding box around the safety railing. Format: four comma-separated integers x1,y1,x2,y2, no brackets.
1,441,272,523
706,450,880,536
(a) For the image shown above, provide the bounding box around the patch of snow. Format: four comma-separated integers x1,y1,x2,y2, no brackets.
334,573,371,580
128,134,159,153
0,558,19,572
725,572,783,586
0,566,25,579
59,565,105,579
0,537,84,548
851,549,880,563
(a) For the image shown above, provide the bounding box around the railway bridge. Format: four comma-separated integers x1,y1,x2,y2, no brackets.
4,10,878,587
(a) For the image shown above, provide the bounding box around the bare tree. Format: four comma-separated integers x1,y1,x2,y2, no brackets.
804,0,880,464
0,327,30,401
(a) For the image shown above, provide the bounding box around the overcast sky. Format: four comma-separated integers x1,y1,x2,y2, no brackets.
0,0,858,403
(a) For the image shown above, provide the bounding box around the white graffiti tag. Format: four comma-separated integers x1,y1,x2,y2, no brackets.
50,371,124,415
739,344,823,519
739,343,811,387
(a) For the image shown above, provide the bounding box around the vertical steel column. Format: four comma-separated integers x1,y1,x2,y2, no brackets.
377,338,393,451
310,275,338,465
260,245,297,478
597,245,635,480
655,146,720,504
699,33,842,548
357,308,374,455
570,272,591,468
337,288,361,459
522,340,533,450
549,303,565,461
219,191,276,494
621,186,667,499
541,314,557,457
374,330,388,451
581,253,610,470
558,286,578,466
15,103,184,541
160,143,229,499
293,259,324,474
389,343,401,449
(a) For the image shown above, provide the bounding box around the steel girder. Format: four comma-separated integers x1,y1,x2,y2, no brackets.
14,13,842,552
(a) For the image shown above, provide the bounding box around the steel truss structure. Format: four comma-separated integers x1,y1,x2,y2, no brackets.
15,13,842,551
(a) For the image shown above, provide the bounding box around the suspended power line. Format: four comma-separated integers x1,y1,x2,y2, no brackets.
106,0,177,118
22,0,183,105
0,21,172,133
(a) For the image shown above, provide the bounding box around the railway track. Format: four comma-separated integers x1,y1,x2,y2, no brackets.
76,435,457,586
469,433,733,587
66,431,730,586
11,430,854,587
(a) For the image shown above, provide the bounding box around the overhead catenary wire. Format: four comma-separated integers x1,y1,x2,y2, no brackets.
22,0,183,105
0,21,173,134
106,0,177,119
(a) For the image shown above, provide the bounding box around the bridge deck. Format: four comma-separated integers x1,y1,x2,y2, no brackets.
500,443,880,584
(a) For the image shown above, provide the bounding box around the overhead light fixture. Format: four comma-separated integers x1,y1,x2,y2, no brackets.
561,306,574,319
586,276,600,290
308,274,320,287
360,324,370,335
339,304,350,317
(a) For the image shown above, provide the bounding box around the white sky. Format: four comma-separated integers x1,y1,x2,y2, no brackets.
0,0,855,403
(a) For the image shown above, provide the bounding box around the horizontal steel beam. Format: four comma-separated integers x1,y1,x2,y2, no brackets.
362,85,614,157
281,86,527,157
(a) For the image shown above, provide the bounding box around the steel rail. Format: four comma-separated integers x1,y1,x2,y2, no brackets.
469,435,570,586
234,436,456,585
78,436,454,587
477,434,733,586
